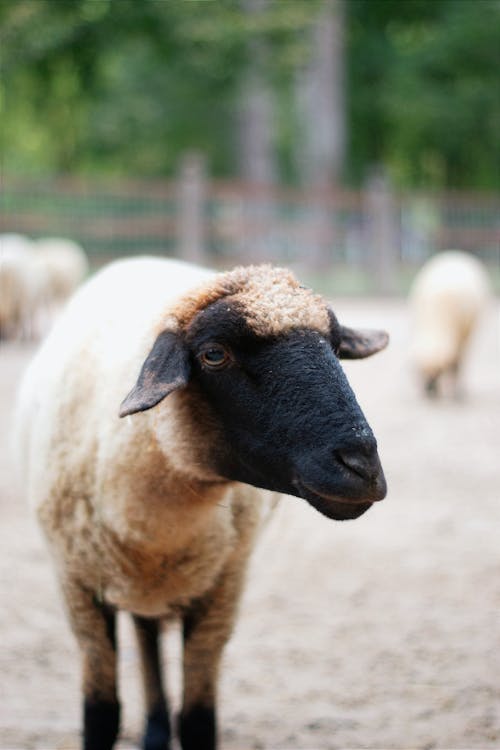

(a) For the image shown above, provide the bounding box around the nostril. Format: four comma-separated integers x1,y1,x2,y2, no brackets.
336,446,380,482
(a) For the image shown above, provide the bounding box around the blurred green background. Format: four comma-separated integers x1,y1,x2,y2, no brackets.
1,0,499,291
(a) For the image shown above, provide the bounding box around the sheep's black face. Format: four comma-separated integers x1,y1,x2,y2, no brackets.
120,300,388,521
186,304,387,521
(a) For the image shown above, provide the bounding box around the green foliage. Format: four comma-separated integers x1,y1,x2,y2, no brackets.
1,0,320,176
1,0,498,187
347,0,500,188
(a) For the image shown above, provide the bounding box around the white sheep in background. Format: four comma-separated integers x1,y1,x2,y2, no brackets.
0,235,89,341
409,250,491,398
14,257,389,750
0,233,41,341
34,236,89,306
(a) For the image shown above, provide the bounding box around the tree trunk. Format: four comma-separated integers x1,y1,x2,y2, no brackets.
297,0,346,188
238,0,277,185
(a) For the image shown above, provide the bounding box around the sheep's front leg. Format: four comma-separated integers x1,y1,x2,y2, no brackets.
179,563,246,750
61,579,120,750
133,615,171,750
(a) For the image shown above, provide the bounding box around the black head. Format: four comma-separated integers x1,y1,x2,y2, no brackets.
120,299,388,521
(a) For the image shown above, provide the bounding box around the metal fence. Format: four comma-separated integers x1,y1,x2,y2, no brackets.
1,170,499,292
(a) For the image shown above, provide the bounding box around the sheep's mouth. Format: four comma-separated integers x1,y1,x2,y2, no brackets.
293,480,374,521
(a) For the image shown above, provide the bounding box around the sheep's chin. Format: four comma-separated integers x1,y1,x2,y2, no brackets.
293,482,373,521
308,497,373,521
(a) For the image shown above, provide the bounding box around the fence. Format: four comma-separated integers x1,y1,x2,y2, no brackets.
1,167,499,293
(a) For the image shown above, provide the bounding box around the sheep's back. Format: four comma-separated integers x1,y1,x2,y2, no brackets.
34,238,89,300
13,257,214,508
0,235,40,332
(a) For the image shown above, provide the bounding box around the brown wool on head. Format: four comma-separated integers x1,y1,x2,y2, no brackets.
164,265,330,338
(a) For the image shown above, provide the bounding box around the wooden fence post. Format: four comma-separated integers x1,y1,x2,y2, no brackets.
364,170,400,293
177,152,208,264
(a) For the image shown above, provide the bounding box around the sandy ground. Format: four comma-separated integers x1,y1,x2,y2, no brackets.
0,298,499,750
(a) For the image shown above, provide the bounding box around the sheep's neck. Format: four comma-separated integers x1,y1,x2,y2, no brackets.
96,421,234,555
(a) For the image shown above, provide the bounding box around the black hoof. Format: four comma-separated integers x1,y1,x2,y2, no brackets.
83,699,120,750
143,703,171,750
178,704,216,750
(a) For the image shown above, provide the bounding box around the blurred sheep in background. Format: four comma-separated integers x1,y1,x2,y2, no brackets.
33,237,89,324
33,238,89,305
0,234,88,342
409,250,491,399
0,234,40,341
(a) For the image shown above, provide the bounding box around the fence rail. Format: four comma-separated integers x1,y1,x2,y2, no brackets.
1,172,499,292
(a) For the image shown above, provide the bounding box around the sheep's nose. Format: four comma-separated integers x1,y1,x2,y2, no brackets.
336,444,384,487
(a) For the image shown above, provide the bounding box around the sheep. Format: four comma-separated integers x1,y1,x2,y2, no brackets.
14,256,389,750
0,233,41,340
409,250,490,398
0,234,87,341
33,237,89,324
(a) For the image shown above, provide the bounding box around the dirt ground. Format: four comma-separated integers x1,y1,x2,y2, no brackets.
1,297,499,750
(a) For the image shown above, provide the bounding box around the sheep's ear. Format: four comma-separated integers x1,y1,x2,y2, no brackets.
337,325,389,359
119,330,190,417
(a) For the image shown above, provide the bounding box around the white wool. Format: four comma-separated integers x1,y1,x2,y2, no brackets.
409,250,490,379
33,237,89,302
0,234,42,339
14,256,214,509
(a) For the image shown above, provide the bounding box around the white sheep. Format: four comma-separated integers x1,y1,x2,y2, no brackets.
14,256,389,750
0,233,41,340
33,236,89,306
409,250,491,398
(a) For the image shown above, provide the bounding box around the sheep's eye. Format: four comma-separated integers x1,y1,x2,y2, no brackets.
199,346,230,369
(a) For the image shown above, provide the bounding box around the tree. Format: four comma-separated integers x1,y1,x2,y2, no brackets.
0,0,317,178
1,0,498,188
347,0,500,188
296,0,346,187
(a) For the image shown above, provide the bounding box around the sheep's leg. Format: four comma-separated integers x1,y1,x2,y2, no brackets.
133,615,171,750
425,373,440,398
449,359,465,401
179,563,245,750
61,579,120,750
